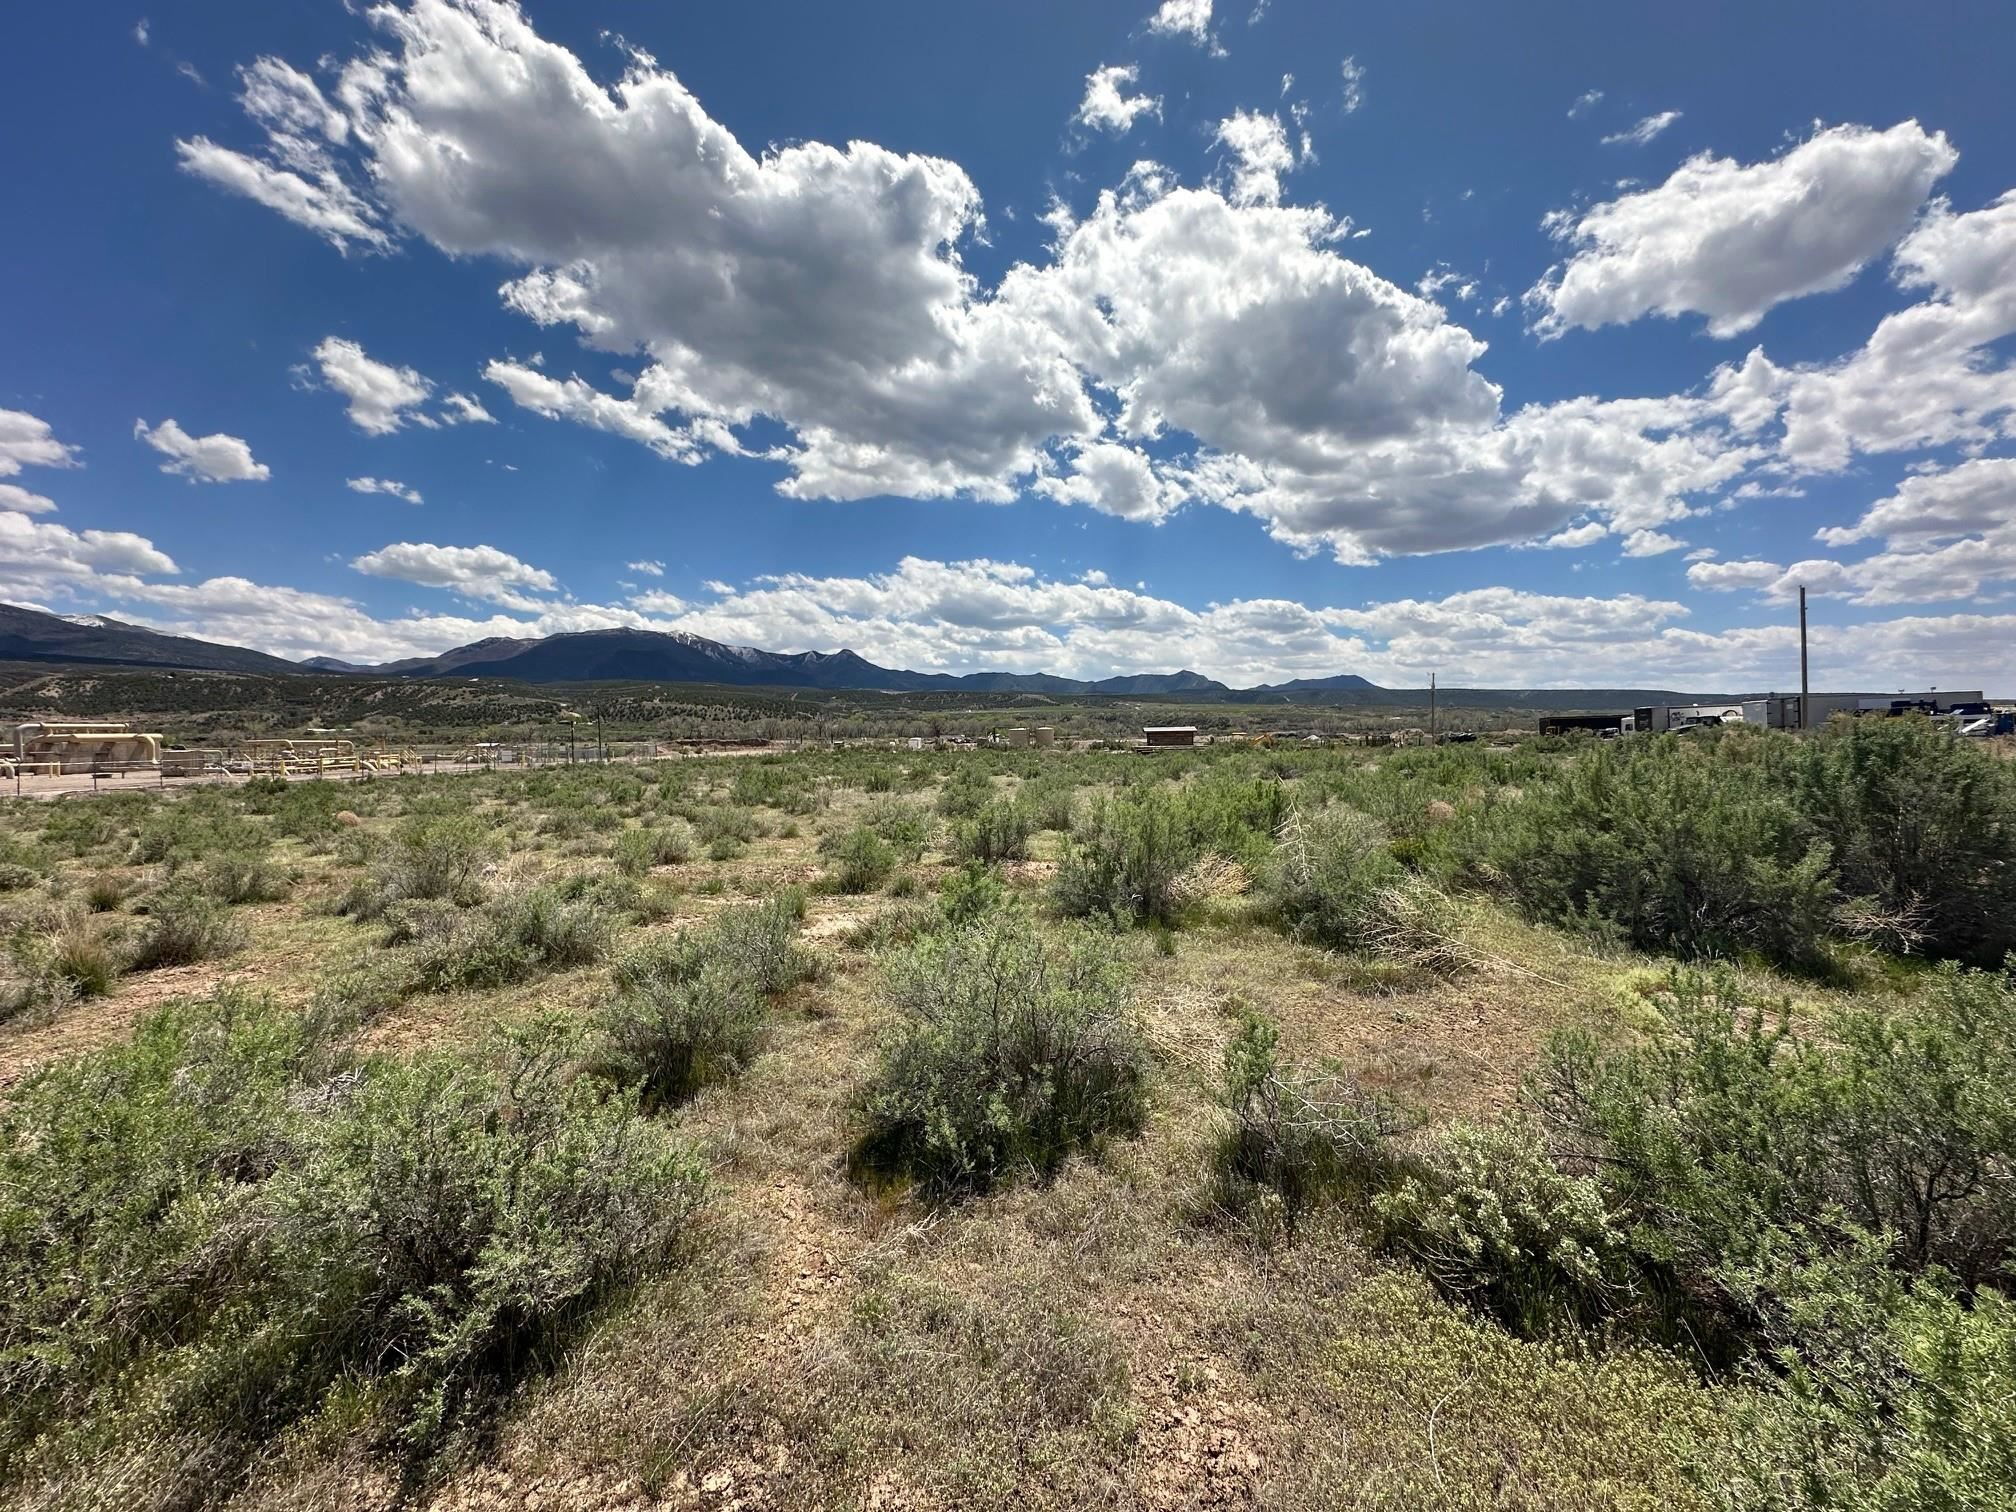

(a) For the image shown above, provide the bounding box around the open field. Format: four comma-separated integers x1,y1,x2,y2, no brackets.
1,722,2011,1510
0,659,1649,749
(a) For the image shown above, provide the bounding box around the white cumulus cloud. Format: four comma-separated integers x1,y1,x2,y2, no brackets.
0,485,57,515
346,476,423,504
1530,121,1956,338
1146,0,1213,45
1766,190,2016,473
1213,111,1297,206
133,418,271,483
1076,64,1160,136
350,540,560,611
172,1,1784,563
0,513,179,604
307,336,493,434
0,409,81,478
310,337,433,434
1621,529,1687,557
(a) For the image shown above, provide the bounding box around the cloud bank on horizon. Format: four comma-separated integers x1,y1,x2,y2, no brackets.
4,0,2016,691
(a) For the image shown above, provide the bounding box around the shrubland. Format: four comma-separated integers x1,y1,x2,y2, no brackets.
1215,962,2016,1510
0,716,2007,1507
0,993,703,1499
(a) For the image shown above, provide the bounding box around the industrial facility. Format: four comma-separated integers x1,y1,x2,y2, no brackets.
0,722,424,783
4,720,164,776
1540,690,2005,738
1630,690,1990,732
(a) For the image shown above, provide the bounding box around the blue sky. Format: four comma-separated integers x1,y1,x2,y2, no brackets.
3,0,2014,690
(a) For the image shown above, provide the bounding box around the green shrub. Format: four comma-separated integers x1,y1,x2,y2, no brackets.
1214,1011,1414,1228
343,812,500,918
0,863,39,893
613,825,692,877
0,996,705,1487
936,765,993,820
695,805,759,846
1018,780,1078,833
1531,965,2016,1292
595,896,812,1103
128,802,269,872
83,871,129,912
856,914,1147,1196
537,807,593,841
128,885,247,970
273,1031,705,1454
858,797,934,861
653,819,698,864
48,918,121,999
1052,788,1195,928
598,955,766,1107
950,798,1033,864
939,859,1011,927
1,919,121,1024
1219,956,2016,1510
731,761,819,813
820,825,897,894
1790,715,2016,963
1261,806,1404,950
37,797,146,861
840,900,941,953
1375,1118,1631,1333
400,879,615,994
0,991,315,1477
1176,767,1288,868
704,888,815,995
304,956,415,1038
201,847,291,905
610,891,813,999
1719,1239,2016,1512
1490,735,1834,968
263,780,356,842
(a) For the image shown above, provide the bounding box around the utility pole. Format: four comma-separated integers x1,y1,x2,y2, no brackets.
1798,585,1810,731
1429,671,1438,745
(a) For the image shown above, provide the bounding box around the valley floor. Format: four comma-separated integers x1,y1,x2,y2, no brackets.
7,739,1989,1511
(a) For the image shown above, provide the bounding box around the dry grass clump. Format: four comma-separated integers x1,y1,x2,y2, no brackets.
1168,852,1250,908
2,911,122,1023
1234,1261,1728,1512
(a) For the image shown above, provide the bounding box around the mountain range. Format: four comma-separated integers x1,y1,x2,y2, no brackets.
307,630,1264,695
0,601,1706,706
0,603,314,677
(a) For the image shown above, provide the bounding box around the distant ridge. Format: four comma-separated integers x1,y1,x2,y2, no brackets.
0,602,1715,706
0,602,312,676
324,626,1248,697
